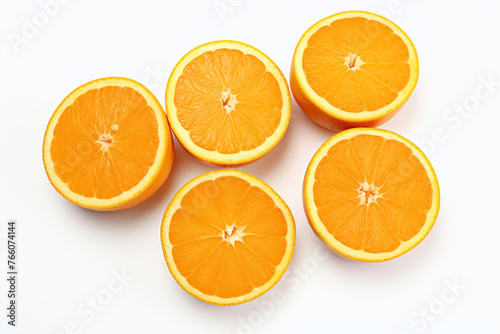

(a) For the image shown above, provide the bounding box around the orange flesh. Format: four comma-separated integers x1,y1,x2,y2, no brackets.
313,135,432,253
51,86,159,199
169,176,287,298
174,48,283,154
303,17,410,112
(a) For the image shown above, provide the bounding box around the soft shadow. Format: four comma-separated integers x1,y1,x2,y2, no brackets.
245,122,293,176
382,85,424,132
292,100,338,136
248,99,333,178
289,98,335,137
315,208,447,302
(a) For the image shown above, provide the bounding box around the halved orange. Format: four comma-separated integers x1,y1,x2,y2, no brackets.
161,169,295,305
43,77,174,211
303,128,439,262
166,40,291,167
291,11,419,132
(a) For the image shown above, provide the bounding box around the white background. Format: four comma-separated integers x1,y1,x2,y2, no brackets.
1,0,499,333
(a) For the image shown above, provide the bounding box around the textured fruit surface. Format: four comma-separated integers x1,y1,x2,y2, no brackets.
303,128,439,262
291,11,418,132
166,40,291,166
43,77,174,211
161,169,295,305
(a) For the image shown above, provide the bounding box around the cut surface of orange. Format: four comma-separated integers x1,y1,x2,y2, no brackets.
161,169,295,305
291,11,419,132
303,128,439,262
166,40,291,166
43,77,174,211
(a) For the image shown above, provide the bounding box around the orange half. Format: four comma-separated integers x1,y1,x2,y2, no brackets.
303,128,439,262
161,169,295,305
43,77,174,211
291,11,419,132
166,40,291,166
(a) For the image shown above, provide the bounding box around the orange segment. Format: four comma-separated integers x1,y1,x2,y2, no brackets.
303,128,439,262
291,11,419,132
43,77,174,211
166,40,291,166
161,170,295,305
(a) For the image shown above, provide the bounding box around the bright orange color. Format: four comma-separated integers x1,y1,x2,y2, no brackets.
291,11,419,132
303,128,439,262
161,170,295,305
166,41,291,166
43,77,174,211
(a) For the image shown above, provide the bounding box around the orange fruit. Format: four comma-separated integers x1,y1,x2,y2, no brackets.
165,40,291,167
43,77,174,211
161,169,295,305
291,11,419,132
303,128,439,262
